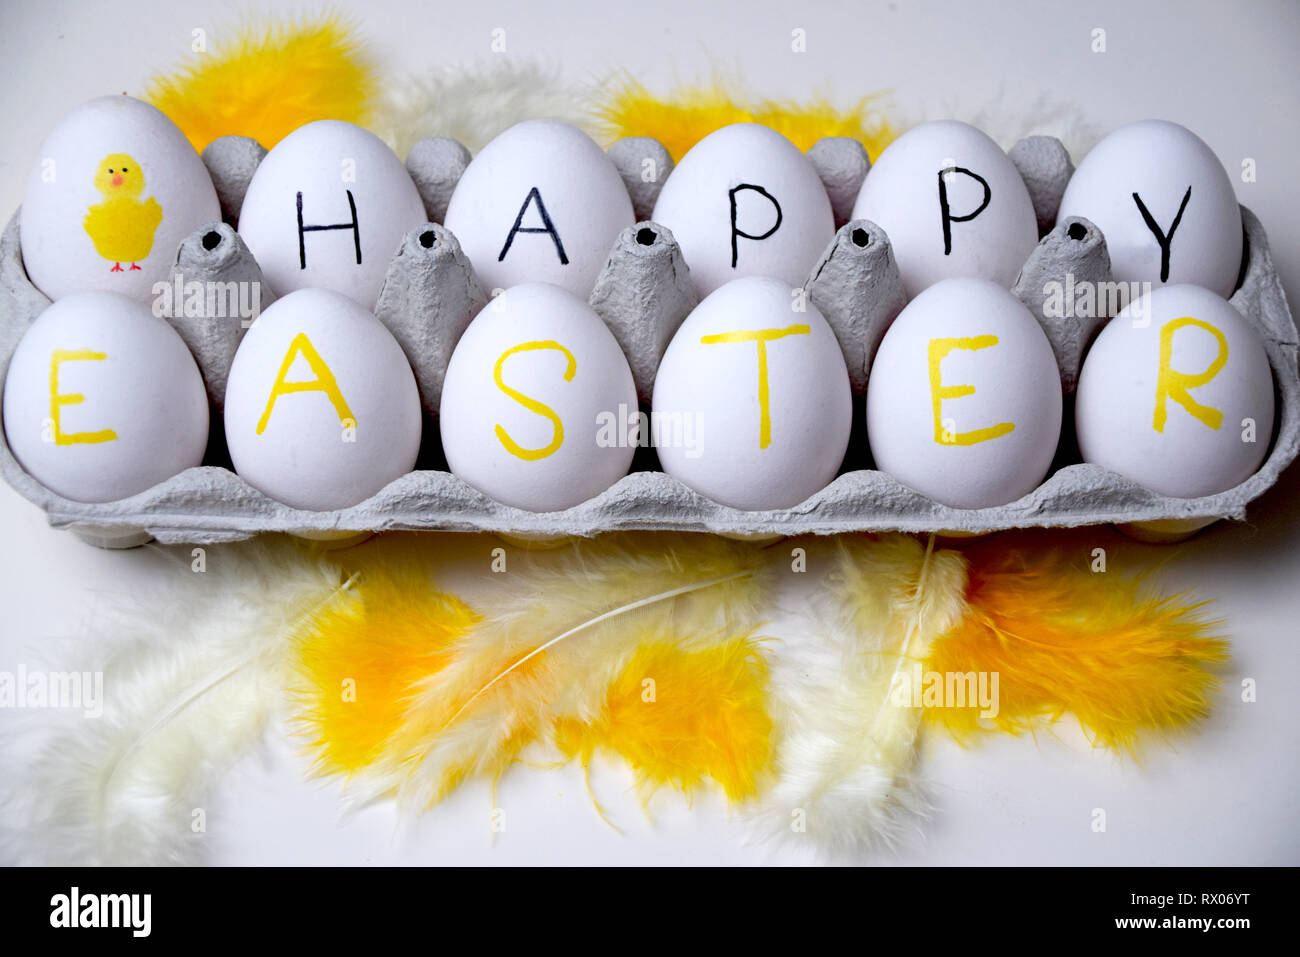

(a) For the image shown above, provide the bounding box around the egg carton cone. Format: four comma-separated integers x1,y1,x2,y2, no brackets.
1,132,1296,547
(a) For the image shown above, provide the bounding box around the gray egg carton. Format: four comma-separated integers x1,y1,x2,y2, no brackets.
1,132,1296,547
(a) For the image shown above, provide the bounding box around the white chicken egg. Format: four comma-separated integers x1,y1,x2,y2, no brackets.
443,120,635,298
866,277,1062,508
439,282,637,511
851,120,1038,299
237,120,427,309
651,124,835,297
1075,284,1272,497
1057,120,1243,299
20,95,222,303
223,288,421,510
652,276,851,510
2,291,208,502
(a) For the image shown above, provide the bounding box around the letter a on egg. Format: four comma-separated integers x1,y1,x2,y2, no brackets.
700,325,810,448
498,187,569,265
257,332,356,434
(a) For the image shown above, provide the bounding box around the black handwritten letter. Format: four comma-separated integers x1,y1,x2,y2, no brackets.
498,187,568,264
729,184,783,268
1132,187,1192,283
937,168,991,256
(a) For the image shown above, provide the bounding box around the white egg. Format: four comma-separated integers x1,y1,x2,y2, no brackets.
443,120,634,298
237,120,427,309
652,276,851,510
1057,120,1243,299
439,282,637,511
851,120,1038,299
1076,284,1272,498
651,124,835,297
223,288,421,510
2,291,208,502
20,96,222,303
866,277,1062,508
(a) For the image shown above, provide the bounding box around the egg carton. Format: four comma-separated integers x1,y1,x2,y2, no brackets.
1,132,1296,548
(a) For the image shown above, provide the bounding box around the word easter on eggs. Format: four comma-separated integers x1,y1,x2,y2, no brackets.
866,278,1063,509
444,120,635,299
2,291,209,502
5,97,1282,517
223,288,422,511
439,282,638,512
237,120,428,311
1076,284,1273,498
20,96,221,303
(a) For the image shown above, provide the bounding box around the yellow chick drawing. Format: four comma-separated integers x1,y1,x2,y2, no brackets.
83,153,163,272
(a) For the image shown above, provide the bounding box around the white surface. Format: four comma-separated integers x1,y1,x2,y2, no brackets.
1,0,1298,866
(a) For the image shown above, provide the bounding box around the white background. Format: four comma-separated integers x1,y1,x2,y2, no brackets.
1,0,1297,865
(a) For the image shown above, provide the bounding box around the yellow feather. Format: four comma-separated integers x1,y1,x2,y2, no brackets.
554,634,774,803
144,16,377,153
924,545,1229,752
592,79,898,161
303,533,770,811
289,571,479,778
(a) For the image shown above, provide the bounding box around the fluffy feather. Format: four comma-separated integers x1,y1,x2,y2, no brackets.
144,16,377,153
553,633,774,803
592,78,898,161
925,546,1228,752
913,93,1101,161
374,60,597,158
289,571,479,778
0,539,347,865
314,533,770,811
756,534,968,855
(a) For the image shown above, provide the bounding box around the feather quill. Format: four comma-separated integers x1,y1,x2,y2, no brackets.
289,570,479,779
925,546,1228,752
312,533,770,811
757,534,968,855
0,538,347,865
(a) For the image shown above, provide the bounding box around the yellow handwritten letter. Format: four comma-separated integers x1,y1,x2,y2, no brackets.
1154,316,1227,432
927,335,1014,445
700,324,811,449
50,349,117,445
257,333,355,434
493,340,576,461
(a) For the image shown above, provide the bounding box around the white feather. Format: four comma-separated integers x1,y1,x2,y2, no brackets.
0,538,345,866
341,533,769,812
374,59,600,158
754,535,969,858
